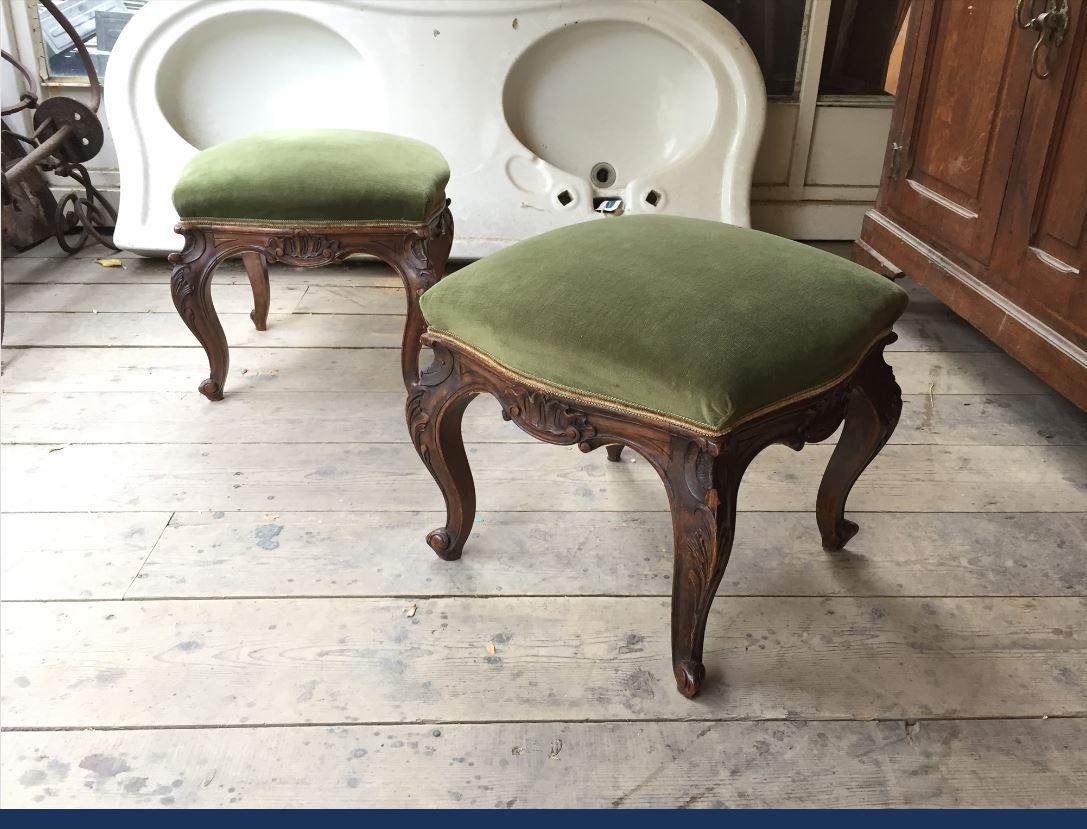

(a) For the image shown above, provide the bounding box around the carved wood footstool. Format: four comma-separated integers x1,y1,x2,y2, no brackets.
407,215,909,698
169,129,453,399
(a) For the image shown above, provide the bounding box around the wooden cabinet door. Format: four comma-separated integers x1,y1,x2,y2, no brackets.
993,0,1086,348
881,0,1036,267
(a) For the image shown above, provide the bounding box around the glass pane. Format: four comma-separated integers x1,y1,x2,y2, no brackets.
703,0,808,97
819,0,911,96
36,0,147,79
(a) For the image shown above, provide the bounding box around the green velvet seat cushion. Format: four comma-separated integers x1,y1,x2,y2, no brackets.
172,129,450,223
421,215,908,433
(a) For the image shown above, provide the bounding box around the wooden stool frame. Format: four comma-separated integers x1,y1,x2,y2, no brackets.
169,201,453,399
406,330,902,698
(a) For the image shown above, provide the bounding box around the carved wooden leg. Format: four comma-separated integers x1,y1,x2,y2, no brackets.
169,227,228,401
429,204,454,279
241,251,270,331
399,273,431,392
816,345,902,551
606,445,624,462
406,343,477,561
397,206,454,390
665,443,739,698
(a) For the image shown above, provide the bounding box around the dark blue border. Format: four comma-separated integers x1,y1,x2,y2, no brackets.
4,808,1083,822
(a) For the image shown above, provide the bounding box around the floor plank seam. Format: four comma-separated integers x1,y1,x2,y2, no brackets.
3,508,1084,515
4,441,1084,448
0,392,1069,398
1,344,406,351
3,592,1085,604
1,345,997,353
4,310,404,317
3,713,1085,734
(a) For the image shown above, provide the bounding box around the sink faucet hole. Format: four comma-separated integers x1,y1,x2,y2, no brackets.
645,189,661,207
556,189,573,207
590,162,616,188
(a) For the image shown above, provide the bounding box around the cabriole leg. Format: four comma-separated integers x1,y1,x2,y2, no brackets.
816,346,902,550
170,228,228,401
665,444,739,698
241,251,270,331
406,343,477,561
397,206,454,390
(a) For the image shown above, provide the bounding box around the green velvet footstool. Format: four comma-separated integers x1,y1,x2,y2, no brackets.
169,129,453,399
406,215,908,698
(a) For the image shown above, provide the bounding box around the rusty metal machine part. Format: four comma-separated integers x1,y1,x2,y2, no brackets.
2,0,117,252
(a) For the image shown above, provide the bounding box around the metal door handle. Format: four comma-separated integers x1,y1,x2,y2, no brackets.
1015,0,1070,79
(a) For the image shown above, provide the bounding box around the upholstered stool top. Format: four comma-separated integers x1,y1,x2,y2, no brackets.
172,129,450,224
421,216,908,434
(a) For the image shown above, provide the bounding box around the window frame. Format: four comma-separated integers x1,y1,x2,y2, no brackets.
23,0,145,88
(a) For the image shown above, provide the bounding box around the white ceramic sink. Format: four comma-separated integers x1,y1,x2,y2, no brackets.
107,0,765,256
504,20,719,192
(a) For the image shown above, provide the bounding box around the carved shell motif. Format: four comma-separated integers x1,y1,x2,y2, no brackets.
268,233,343,266
795,383,853,447
502,389,596,447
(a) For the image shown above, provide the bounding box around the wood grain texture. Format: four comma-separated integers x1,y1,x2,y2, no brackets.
3,441,1083,514
12,240,143,259
3,390,1083,446
860,213,1087,410
2,312,405,348
2,719,1084,808
2,596,1083,727
0,305,997,352
991,1,1087,342
167,210,453,398
127,511,1087,599
2,250,409,287
0,513,171,601
2,347,1039,395
889,351,1054,394
3,283,306,314
3,241,1084,805
1,348,405,393
400,333,902,696
860,0,1087,406
295,285,409,315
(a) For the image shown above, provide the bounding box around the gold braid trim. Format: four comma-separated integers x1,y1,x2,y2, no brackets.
425,329,895,438
176,217,428,231
176,200,448,233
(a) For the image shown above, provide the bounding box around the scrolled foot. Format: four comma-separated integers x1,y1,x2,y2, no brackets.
673,659,706,698
606,444,624,463
171,227,229,402
821,517,859,552
426,527,464,561
816,343,900,554
242,251,270,332
199,378,224,402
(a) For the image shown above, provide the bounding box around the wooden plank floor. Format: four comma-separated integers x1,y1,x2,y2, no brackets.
1,243,1085,808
